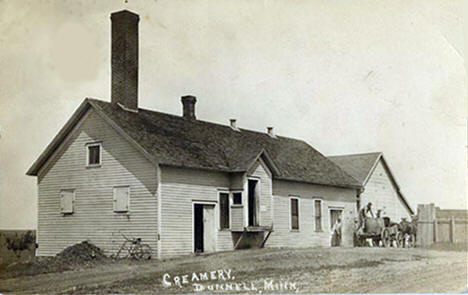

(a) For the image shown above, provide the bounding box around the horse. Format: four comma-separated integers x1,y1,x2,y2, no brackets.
398,218,417,247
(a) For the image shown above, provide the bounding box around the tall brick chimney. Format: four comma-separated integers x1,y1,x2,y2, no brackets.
111,10,139,110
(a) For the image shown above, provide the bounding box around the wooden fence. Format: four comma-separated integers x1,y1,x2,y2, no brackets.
416,204,468,247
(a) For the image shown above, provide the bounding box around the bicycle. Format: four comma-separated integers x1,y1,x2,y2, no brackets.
112,232,152,260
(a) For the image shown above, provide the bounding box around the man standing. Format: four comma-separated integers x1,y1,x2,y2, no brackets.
331,218,342,246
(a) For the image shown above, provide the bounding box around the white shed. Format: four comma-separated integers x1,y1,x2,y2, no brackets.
329,152,414,222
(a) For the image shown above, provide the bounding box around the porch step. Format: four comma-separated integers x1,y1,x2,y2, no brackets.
233,225,274,250
244,225,273,232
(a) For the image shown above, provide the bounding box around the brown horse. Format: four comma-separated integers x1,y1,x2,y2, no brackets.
398,218,417,247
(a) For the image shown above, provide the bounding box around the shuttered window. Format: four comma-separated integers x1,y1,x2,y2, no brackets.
60,190,75,214
219,192,230,229
113,186,130,212
290,197,299,230
87,143,101,166
314,199,322,231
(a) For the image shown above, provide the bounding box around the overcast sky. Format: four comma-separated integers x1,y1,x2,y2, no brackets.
0,0,466,229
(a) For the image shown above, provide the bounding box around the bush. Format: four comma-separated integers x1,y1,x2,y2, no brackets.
5,230,35,258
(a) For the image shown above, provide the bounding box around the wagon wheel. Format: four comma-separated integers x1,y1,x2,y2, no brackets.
381,228,390,247
396,231,404,248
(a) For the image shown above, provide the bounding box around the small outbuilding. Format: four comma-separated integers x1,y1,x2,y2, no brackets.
329,152,414,222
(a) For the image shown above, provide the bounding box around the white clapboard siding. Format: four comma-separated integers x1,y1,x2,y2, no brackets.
231,206,244,231
360,160,411,222
247,159,273,226
37,109,158,257
267,180,356,248
230,173,245,230
160,166,233,258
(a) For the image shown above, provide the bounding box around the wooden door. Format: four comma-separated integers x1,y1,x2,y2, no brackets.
203,205,216,253
194,204,204,253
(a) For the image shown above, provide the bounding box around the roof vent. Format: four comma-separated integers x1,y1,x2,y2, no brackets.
181,95,196,120
230,119,239,131
267,127,276,138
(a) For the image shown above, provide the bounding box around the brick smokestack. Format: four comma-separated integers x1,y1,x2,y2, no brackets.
111,10,139,110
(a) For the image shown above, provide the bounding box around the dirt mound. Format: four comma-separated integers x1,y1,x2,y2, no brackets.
57,241,106,263
0,241,108,279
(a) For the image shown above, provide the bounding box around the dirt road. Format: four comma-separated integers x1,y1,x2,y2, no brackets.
0,247,466,294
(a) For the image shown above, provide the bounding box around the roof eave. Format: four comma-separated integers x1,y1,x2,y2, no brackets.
244,148,281,177
361,152,383,186
26,99,93,176
26,98,159,177
379,155,415,215
89,99,158,166
158,163,361,190
274,176,362,190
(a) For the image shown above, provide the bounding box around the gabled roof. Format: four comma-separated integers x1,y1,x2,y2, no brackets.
328,152,414,214
328,152,382,185
27,98,361,189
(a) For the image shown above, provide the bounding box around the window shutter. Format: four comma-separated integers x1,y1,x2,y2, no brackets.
60,190,74,214
114,186,130,212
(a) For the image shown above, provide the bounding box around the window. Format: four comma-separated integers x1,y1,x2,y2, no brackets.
60,189,75,214
87,143,101,166
232,192,242,205
219,192,230,229
314,199,322,231
290,197,299,230
113,186,130,212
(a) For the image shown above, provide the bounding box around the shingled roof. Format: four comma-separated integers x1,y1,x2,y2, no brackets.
328,152,382,185
27,98,361,189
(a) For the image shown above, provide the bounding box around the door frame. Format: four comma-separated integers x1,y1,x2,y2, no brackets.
246,177,260,226
192,201,217,253
328,207,344,231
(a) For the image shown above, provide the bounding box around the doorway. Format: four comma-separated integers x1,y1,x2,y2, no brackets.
330,209,343,229
194,203,216,253
248,179,258,226
330,209,343,247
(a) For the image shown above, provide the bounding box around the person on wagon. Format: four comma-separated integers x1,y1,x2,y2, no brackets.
357,202,374,234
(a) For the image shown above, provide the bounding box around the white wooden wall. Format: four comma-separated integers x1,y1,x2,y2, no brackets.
267,181,356,248
159,166,234,258
360,160,411,222
247,159,273,226
37,109,158,257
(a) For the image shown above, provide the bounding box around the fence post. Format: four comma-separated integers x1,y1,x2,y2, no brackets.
450,216,455,243
433,217,438,243
417,203,436,247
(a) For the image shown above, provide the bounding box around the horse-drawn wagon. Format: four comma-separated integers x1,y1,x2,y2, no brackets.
355,216,415,247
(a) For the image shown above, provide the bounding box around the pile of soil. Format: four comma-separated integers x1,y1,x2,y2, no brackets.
0,241,108,279
57,241,107,263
